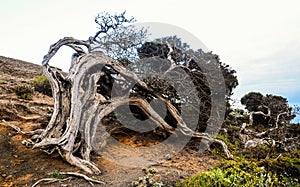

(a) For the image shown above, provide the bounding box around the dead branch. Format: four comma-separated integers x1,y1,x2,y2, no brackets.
1,119,43,136
32,171,105,187
249,109,271,126
31,177,73,187
59,171,105,185
241,104,299,156
255,112,288,138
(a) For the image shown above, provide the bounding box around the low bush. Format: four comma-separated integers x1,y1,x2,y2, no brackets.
210,133,242,156
177,158,298,187
15,84,33,100
131,167,164,187
30,75,52,96
50,170,65,179
261,149,300,180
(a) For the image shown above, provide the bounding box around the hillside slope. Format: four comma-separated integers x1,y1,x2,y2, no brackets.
0,56,42,80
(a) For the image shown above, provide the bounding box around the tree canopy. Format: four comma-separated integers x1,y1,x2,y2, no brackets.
241,92,295,127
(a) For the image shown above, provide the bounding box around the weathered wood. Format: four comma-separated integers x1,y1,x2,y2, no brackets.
31,37,232,174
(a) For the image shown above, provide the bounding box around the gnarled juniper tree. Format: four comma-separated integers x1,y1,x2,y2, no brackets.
240,92,300,154
28,12,238,174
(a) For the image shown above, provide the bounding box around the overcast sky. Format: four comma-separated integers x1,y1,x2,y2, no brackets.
1,0,299,122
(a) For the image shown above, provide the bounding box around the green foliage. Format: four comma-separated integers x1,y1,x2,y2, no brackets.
30,75,52,96
224,109,249,127
132,168,164,187
241,92,295,127
261,150,300,179
15,84,33,100
50,170,65,179
208,114,299,186
135,37,239,132
210,133,240,156
242,144,272,160
177,158,298,187
241,92,264,112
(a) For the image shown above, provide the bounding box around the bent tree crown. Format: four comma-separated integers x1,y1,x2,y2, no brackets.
29,12,237,174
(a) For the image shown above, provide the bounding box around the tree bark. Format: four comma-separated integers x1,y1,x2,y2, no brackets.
31,37,232,174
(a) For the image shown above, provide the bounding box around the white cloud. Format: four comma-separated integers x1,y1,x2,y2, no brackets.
1,0,300,113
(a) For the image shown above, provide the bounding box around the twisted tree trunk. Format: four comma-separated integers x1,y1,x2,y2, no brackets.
30,37,232,174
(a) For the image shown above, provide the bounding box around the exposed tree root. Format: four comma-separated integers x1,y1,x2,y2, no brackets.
31,177,73,187
64,152,101,174
59,171,105,185
32,171,105,187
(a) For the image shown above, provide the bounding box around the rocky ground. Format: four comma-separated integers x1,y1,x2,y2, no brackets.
0,56,218,186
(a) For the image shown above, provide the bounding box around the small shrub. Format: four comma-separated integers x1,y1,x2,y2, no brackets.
132,167,163,187
15,84,33,100
177,158,298,187
241,144,272,160
262,149,300,179
210,132,242,156
50,170,65,179
30,75,52,96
